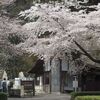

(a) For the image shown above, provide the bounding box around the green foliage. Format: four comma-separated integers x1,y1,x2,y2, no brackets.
5,0,33,17
8,34,23,45
75,96,100,100
0,93,7,100
71,92,100,100
6,54,37,79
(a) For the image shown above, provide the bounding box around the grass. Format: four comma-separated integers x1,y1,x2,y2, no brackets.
75,96,100,100
70,91,100,100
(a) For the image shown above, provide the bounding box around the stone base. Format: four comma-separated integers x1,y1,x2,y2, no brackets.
51,92,61,95
35,86,44,94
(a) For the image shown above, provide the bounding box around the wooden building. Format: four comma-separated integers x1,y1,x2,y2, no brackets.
28,57,100,93
80,65,100,91
28,57,74,93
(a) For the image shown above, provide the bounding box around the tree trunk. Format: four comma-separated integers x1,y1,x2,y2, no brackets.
74,40,100,64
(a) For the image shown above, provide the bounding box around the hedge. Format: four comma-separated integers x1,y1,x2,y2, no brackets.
71,92,100,100
75,96,100,100
0,93,8,100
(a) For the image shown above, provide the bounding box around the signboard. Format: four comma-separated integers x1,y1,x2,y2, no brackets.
73,80,78,88
21,80,35,96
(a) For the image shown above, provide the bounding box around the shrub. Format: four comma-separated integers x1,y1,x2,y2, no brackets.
75,96,100,100
0,93,8,100
71,92,100,100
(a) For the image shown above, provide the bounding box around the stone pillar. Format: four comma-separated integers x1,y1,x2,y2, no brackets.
51,58,61,93
40,76,43,86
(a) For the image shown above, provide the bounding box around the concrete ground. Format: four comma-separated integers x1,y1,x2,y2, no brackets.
8,93,71,100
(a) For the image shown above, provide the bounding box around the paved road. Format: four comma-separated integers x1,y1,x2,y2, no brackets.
8,94,71,100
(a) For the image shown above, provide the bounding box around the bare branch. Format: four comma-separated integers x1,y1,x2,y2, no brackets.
74,40,100,64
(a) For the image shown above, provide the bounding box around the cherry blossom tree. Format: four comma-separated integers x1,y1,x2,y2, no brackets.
0,15,25,68
17,3,100,74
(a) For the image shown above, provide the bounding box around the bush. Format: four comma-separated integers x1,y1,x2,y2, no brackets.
71,92,100,100
75,96,100,100
0,93,8,100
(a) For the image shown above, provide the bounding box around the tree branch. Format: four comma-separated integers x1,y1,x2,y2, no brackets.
74,40,100,64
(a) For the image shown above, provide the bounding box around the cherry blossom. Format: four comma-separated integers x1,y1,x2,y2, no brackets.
17,3,100,73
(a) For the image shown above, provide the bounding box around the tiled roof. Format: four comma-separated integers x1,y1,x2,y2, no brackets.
28,59,44,75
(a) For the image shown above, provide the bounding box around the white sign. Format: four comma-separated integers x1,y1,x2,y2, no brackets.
73,80,78,88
